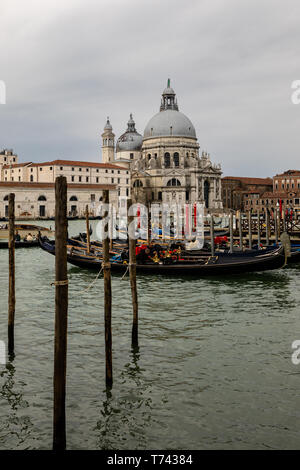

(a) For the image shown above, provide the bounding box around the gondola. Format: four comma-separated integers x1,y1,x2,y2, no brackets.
0,239,40,249
38,236,286,276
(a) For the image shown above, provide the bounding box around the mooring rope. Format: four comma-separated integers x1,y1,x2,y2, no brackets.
121,265,129,280
50,267,103,293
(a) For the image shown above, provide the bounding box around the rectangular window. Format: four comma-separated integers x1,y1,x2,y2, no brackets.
130,153,134,159
72,167,74,171
79,176,82,182
111,178,114,183
71,176,74,182
96,177,99,183
91,194,95,202
126,188,129,196
86,176,89,182
118,178,120,183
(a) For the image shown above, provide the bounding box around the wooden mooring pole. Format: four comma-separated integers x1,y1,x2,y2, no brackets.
210,213,215,256
229,211,233,253
127,199,138,348
266,210,270,246
53,176,68,451
102,189,112,388
239,212,243,250
257,210,261,249
275,209,279,245
248,211,252,249
85,205,90,253
8,193,15,357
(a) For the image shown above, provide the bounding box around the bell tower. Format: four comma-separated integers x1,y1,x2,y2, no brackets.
101,117,115,163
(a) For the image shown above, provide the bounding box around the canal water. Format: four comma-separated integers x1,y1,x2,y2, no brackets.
0,220,300,450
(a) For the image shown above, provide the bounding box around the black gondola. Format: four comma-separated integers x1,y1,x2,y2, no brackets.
38,236,286,276
0,239,40,249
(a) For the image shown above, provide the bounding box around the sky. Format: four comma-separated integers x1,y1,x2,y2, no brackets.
0,0,300,177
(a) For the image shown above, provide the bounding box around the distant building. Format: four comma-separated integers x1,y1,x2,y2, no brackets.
222,176,273,211
243,170,300,214
0,151,129,219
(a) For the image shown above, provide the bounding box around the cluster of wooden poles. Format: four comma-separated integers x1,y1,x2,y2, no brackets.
6,176,139,451
209,209,290,257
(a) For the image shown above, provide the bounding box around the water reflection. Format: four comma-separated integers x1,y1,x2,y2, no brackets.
0,359,33,448
95,347,154,449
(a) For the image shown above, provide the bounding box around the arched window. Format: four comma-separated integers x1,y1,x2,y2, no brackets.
173,152,179,167
148,154,151,160
167,178,181,187
69,195,78,201
164,153,170,168
133,180,143,188
38,195,47,201
4,195,8,201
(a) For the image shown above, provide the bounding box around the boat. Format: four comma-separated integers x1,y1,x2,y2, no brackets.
38,236,286,276
0,223,54,240
0,239,40,249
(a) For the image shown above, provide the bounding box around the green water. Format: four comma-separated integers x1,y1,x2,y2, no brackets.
0,220,300,450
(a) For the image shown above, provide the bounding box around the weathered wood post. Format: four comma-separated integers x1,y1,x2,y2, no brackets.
275,208,279,244
53,176,68,451
85,205,90,253
248,211,252,249
282,210,286,234
210,213,215,256
229,211,234,253
127,199,138,348
239,212,243,250
257,210,261,249
102,189,112,388
266,209,270,246
8,193,15,357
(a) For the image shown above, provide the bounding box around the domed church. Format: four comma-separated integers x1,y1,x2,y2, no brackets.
102,80,223,211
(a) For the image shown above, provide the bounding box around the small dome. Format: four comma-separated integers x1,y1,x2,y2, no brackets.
144,109,196,139
116,114,143,152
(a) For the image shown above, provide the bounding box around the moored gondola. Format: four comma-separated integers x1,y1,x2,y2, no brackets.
38,236,286,276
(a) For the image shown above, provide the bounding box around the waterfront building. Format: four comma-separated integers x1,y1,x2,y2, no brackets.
243,170,300,215
0,181,117,219
0,152,128,219
222,176,273,211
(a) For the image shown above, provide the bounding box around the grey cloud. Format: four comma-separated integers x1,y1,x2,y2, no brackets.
0,0,300,177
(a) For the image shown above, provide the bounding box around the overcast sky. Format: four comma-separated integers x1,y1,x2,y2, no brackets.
0,0,300,177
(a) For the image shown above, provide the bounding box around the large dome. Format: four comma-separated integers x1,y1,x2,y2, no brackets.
116,114,143,152
144,109,196,139
143,80,196,139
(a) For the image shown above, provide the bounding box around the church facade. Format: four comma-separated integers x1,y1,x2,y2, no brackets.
102,80,223,212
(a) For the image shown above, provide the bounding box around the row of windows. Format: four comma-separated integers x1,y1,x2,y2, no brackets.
3,167,128,174
275,182,300,190
133,178,181,188
246,198,300,206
